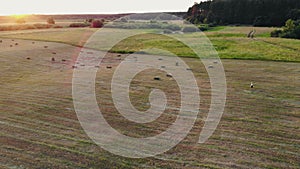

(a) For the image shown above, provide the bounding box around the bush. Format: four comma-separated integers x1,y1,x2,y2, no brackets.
208,22,217,27
270,29,283,37
272,19,300,39
182,26,198,33
106,22,181,31
293,26,300,39
198,25,209,31
284,19,295,31
105,22,137,29
281,25,300,39
23,25,36,30
53,25,63,28
281,31,296,38
163,29,173,34
198,26,208,31
69,23,90,28
163,24,181,31
91,20,103,28
143,23,161,29
47,17,55,24
33,24,52,29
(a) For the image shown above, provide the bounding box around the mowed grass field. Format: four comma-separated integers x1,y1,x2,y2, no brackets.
0,26,299,168
1,26,299,62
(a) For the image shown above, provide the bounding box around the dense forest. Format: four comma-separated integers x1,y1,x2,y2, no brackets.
186,0,300,27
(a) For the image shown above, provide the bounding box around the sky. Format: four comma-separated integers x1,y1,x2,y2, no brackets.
0,0,198,16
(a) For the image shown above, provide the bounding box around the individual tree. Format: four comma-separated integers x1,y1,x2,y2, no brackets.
284,19,295,31
47,17,55,24
91,20,103,28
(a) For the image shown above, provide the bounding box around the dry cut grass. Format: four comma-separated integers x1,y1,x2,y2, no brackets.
0,37,299,168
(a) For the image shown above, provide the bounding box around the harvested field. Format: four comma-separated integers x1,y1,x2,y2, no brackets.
0,37,299,168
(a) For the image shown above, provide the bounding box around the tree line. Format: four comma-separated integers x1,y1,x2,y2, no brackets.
186,0,300,27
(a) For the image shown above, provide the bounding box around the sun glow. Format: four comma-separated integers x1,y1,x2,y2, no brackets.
9,14,29,23
11,14,28,19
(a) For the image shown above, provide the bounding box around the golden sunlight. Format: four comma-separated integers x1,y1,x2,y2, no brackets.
10,14,29,23
11,14,28,19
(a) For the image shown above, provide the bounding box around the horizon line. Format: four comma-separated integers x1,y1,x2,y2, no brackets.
0,11,187,17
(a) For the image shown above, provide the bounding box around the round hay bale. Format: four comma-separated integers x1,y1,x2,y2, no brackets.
51,57,55,61
154,76,161,81
0,40,2,43
15,43,18,46
26,57,31,60
208,65,214,69
106,66,112,69
52,52,57,55
62,59,66,62
44,46,48,48
166,73,173,78
72,65,77,69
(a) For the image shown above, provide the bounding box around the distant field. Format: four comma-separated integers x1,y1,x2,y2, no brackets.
0,22,76,26
0,28,97,47
207,26,276,35
1,26,299,62
0,14,128,24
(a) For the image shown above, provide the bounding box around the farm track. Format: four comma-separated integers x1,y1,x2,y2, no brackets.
255,38,300,52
